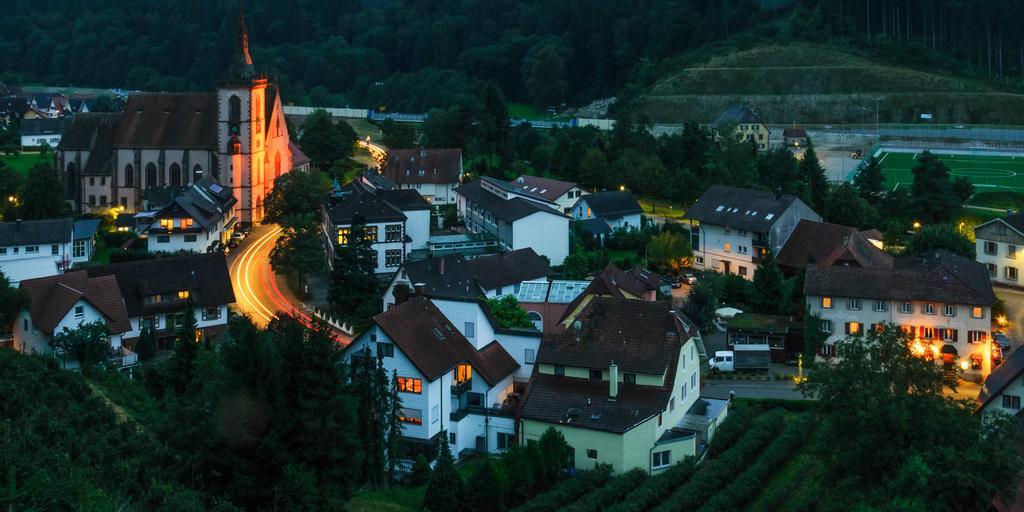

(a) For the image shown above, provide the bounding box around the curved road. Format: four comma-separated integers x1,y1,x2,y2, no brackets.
228,224,351,343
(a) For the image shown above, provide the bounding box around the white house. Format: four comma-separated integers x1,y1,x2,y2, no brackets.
974,213,1024,288
380,148,463,205
14,271,135,368
145,176,238,254
0,218,75,285
805,250,998,380
343,297,526,460
72,219,100,265
455,177,569,265
20,117,66,149
322,180,431,274
978,346,1024,425
687,185,821,280
508,175,587,214
571,191,643,231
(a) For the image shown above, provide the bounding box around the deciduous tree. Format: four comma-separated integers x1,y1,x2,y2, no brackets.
903,224,975,259
486,295,535,329
19,163,67,220
910,152,959,224
852,156,886,204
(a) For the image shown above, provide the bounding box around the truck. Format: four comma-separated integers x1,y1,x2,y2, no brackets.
708,344,772,372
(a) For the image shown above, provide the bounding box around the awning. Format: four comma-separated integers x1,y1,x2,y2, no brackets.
940,344,958,356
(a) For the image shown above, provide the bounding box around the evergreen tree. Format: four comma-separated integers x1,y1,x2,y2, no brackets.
751,260,785,315
800,140,829,212
385,370,404,487
328,215,383,331
477,81,510,168
423,431,463,512
536,427,571,484
19,163,67,220
825,183,878,228
410,455,431,486
135,327,157,361
165,308,200,394
578,147,609,189
910,152,959,224
852,156,886,205
0,270,28,330
349,346,389,487
803,311,828,363
464,459,509,511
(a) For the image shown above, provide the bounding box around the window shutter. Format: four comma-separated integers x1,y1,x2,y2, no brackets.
845,322,851,334
953,329,959,342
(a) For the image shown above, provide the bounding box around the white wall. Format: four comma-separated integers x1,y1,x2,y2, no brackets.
976,238,1023,287
0,241,72,285
512,212,569,265
695,224,757,280
982,372,1024,419
492,331,541,382
433,299,496,349
405,210,430,251
13,299,123,356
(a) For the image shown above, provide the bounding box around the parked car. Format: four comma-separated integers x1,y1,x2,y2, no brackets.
994,331,1012,351
227,238,240,249
683,273,697,285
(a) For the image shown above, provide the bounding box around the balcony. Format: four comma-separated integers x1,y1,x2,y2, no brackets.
451,379,472,397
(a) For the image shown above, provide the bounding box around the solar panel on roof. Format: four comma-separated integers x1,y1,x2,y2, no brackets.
209,183,223,193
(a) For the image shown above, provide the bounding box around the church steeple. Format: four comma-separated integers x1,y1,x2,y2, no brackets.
223,7,260,85
238,8,253,66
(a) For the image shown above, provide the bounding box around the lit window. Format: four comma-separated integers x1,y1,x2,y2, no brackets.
337,228,351,245
847,322,862,335
182,218,193,229
396,377,422,394
398,408,423,425
178,290,190,300
972,306,984,319
724,242,732,252
455,364,472,384
822,296,832,309
160,218,173,230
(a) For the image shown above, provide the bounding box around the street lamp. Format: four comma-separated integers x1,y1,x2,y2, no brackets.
912,221,921,230
875,96,882,139
619,185,625,191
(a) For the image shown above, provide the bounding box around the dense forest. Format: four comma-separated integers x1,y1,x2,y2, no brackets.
8,0,1018,113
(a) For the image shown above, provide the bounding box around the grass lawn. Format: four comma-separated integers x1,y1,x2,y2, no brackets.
348,456,492,511
878,150,1024,194
639,196,687,219
966,190,1024,210
1,152,50,175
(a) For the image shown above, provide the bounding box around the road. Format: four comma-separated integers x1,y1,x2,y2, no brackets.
228,224,352,343
702,380,810,400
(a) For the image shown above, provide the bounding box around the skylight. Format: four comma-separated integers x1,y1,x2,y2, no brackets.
765,213,775,220
715,205,725,212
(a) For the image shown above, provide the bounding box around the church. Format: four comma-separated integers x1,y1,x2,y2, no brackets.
57,16,308,226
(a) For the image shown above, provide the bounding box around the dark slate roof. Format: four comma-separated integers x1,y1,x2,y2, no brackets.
20,117,67,137
578,218,611,236
805,250,996,306
114,93,218,150
378,189,430,211
19,271,131,335
324,181,407,225
151,177,236,232
579,191,642,218
289,141,310,167
783,128,808,138
979,347,1024,408
60,113,121,175
143,186,185,210
539,297,692,375
687,185,800,232
370,297,515,385
382,148,462,185
402,254,482,301
455,179,564,223
509,175,577,202
467,248,549,291
360,169,396,190
775,220,893,273
711,105,763,128
520,372,671,434
72,219,101,241
0,218,73,246
85,252,234,317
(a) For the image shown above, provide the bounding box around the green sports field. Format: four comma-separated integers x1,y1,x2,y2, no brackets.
877,150,1024,193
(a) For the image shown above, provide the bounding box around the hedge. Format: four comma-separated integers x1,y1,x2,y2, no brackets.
650,409,786,512
734,397,816,413
511,465,613,512
603,459,698,512
706,406,755,458
561,468,648,512
696,415,813,512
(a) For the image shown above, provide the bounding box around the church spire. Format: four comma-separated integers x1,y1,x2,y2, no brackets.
223,5,259,85
238,7,253,66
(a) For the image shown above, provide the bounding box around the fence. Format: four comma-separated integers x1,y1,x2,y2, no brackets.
282,105,616,131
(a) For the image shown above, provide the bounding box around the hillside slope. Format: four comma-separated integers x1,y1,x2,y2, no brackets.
638,43,1024,125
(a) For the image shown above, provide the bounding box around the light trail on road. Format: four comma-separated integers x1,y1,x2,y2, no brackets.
231,226,281,326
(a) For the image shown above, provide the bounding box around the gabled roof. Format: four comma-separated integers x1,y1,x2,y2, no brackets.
401,254,482,301
466,248,549,291
58,113,122,175
19,117,68,137
360,169,396,190
578,191,642,218
85,253,234,317
979,347,1024,408
687,185,803,233
976,213,1024,239
151,177,236,231
711,105,763,128
72,219,101,241
377,189,430,212
0,218,73,246
520,372,671,434
382,148,462,185
289,140,310,168
324,181,407,225
557,263,660,324
509,175,577,202
114,93,218,150
455,179,565,223
371,297,517,384
775,220,893,273
19,271,131,335
805,250,996,306
783,128,808,138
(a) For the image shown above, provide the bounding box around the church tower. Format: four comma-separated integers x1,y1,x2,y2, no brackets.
217,10,268,226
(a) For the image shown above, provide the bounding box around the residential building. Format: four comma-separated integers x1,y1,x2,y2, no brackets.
687,185,821,280
322,180,430,275
14,271,133,368
56,18,300,224
978,346,1024,427
710,106,770,151
805,250,998,380
145,176,238,254
380,148,463,205
571,191,643,231
343,297,525,460
521,298,708,474
975,213,1024,288
783,127,809,147
0,218,74,285
558,263,662,331
726,313,794,363
20,117,67,149
455,177,569,265
84,253,235,350
775,220,892,276
509,175,587,214
514,280,590,333
72,219,100,264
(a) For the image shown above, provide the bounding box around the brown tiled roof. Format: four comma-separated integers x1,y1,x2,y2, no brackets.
85,253,235,317
540,297,692,375
467,248,549,291
687,185,807,233
289,141,310,167
382,148,462,185
371,297,513,385
520,372,670,434
477,341,520,384
557,263,661,325
509,175,577,202
19,271,131,335
114,93,218,150
805,250,996,306
775,220,893,273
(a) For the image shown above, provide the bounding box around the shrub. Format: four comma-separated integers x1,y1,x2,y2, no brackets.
706,406,754,458
562,468,647,512
650,410,786,512
511,465,612,512
410,454,430,485
604,459,697,512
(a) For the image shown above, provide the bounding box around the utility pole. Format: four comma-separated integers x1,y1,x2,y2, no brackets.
875,96,882,140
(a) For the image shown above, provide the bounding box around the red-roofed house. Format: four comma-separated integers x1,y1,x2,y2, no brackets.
509,175,587,214
380,148,463,205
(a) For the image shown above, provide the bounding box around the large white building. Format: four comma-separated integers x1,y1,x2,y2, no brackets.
322,180,431,274
508,175,587,214
974,213,1024,288
687,185,821,280
454,177,569,265
145,176,237,254
0,218,75,285
805,250,998,379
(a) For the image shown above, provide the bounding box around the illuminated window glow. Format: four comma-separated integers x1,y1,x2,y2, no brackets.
178,290,190,300
397,377,422,394
822,296,832,309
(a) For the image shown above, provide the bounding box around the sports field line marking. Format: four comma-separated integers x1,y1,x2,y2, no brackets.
912,152,918,160
878,152,889,165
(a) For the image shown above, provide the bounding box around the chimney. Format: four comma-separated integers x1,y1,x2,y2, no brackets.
413,282,426,296
609,361,618,400
394,284,410,305
15,218,22,230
